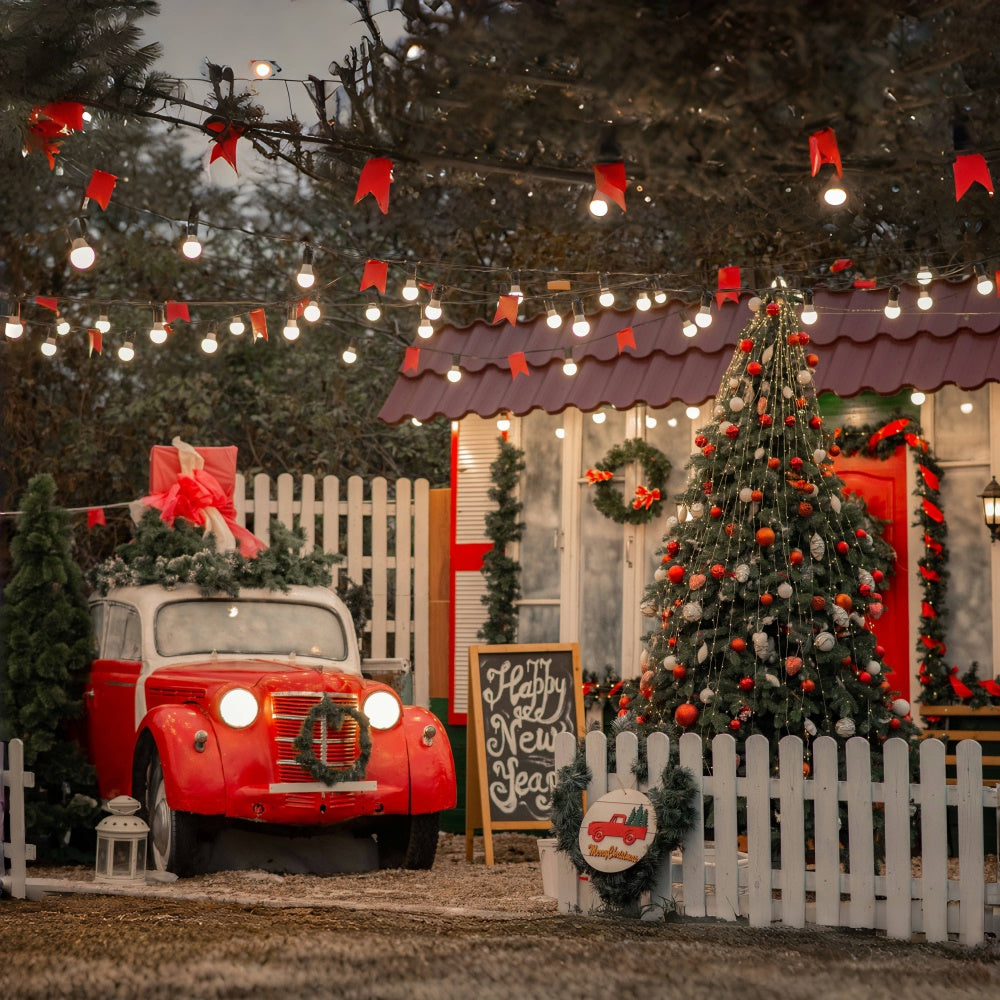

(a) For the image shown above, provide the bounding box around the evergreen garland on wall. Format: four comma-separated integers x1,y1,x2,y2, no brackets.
478,436,525,645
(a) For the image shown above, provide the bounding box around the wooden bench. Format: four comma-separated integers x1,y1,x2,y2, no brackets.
919,704,1000,786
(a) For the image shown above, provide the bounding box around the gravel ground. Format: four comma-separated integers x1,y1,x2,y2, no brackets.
3,834,1000,1000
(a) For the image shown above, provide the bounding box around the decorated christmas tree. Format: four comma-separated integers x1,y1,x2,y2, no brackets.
626,294,920,764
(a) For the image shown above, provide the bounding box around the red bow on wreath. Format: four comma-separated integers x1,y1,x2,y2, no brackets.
586,468,614,484
632,485,661,510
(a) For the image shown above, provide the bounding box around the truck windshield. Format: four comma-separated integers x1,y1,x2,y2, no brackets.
155,599,348,661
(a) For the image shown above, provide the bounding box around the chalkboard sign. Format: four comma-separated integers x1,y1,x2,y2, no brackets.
465,643,583,865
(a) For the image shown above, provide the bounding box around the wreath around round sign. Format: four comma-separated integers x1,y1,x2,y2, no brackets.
293,694,373,785
550,745,697,912
588,438,672,524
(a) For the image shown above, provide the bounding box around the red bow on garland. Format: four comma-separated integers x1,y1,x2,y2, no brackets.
632,486,661,510
586,468,614,484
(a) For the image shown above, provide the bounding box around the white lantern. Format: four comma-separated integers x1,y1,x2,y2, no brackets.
95,795,148,883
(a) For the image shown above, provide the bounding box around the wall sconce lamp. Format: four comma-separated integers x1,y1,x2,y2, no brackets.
980,476,1000,542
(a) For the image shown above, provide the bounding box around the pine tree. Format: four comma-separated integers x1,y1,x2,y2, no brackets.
626,295,920,768
0,474,99,860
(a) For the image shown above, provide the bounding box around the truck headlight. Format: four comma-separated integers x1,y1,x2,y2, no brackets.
363,690,401,730
218,687,259,729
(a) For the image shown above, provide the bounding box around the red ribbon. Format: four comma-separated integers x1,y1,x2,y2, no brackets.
922,498,944,523
632,486,661,510
979,679,1000,698
923,533,944,555
918,464,940,491
867,418,910,451
919,565,941,582
950,674,974,699
586,468,614,485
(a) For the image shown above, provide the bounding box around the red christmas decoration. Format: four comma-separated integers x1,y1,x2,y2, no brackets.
674,703,699,728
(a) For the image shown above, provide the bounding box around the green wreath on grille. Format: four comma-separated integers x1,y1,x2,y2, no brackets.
549,744,697,912
588,438,672,525
293,694,373,785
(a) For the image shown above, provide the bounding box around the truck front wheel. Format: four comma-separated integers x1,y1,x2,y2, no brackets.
376,812,440,870
139,748,200,876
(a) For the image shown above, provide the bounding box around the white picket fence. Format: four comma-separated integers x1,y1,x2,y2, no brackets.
553,730,1000,944
1,740,34,900
233,473,430,707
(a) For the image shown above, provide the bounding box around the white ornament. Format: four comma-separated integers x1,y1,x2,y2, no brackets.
734,564,751,583
858,569,874,589
777,581,793,599
675,506,688,523
682,601,703,622
654,566,668,582
831,605,850,627
714,404,725,419
814,631,836,652
640,598,658,617
809,534,825,559
689,502,705,520
663,655,677,669
754,446,765,460
830,494,842,514
641,649,650,668
728,377,740,390
797,369,812,386
835,718,856,738
697,643,709,664
761,345,773,364
804,718,818,736
891,698,910,717
748,296,762,313
752,631,770,658
699,687,715,704
719,421,733,435
782,385,794,399
665,515,679,532
739,486,754,503
764,672,781,687
813,449,827,464
760,381,770,395
729,396,745,412
866,660,881,676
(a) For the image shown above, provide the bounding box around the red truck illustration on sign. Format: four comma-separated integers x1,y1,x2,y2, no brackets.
586,810,649,846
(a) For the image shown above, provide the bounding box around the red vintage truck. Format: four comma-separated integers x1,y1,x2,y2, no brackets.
586,813,648,846
84,582,456,875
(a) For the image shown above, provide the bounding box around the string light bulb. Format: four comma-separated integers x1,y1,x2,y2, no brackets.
69,221,95,270
181,220,202,260
249,59,281,79
425,287,443,321
916,263,933,285
821,174,847,206
149,309,168,344
229,315,245,336
592,410,607,424
976,264,994,296
200,328,219,354
694,291,713,328
588,193,609,217
652,280,667,305
682,317,697,338
544,299,562,329
447,359,462,383
884,285,901,319
598,277,615,308
95,312,111,334
402,272,419,301
496,412,511,432
417,310,434,338
645,414,657,429
5,304,23,339
302,299,321,323
295,246,316,289
56,315,71,336
364,297,382,322
685,405,701,420
282,308,300,340
41,336,57,357
508,272,523,303
562,351,578,377
910,390,926,406
342,344,358,364
917,286,933,310
571,299,590,337
800,289,818,325
117,338,135,362
635,289,652,312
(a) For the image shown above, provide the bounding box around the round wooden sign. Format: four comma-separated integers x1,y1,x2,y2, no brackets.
578,787,656,873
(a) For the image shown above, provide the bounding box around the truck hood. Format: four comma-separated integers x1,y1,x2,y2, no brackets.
144,661,363,698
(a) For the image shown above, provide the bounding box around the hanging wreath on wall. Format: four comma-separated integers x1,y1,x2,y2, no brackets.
586,438,672,525
550,743,696,913
293,694,373,784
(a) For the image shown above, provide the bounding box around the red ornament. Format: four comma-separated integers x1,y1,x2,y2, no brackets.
873,570,885,584
859,583,872,596
787,332,800,345
617,708,629,718
694,434,707,447
756,526,776,547
767,457,781,470
801,678,816,693
729,718,742,732
796,397,808,409
667,540,680,556
766,302,780,316
740,338,754,352
811,595,827,611
759,414,774,428
798,501,814,517
672,664,687,681
725,522,738,537
760,592,774,606
725,425,740,439
858,671,872,685
789,456,804,471
674,703,699,728
668,636,677,647
806,353,819,367
809,416,823,429
711,563,726,579
747,361,762,375
855,529,867,539
739,676,755,692
668,564,685,584
798,332,810,344
836,541,850,555
710,505,724,519
784,415,797,427
790,548,804,565
731,637,747,652
703,444,716,457
888,717,902,731
828,444,841,457
834,593,853,611
875,644,886,658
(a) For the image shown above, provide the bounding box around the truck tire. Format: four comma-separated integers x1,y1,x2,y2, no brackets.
377,812,440,870
139,748,200,876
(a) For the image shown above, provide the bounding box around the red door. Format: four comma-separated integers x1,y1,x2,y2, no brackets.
834,446,911,703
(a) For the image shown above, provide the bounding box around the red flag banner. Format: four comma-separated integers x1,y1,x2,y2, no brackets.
922,498,944,523
403,346,420,373
593,161,627,211
85,169,117,210
249,308,268,341
508,351,529,379
808,127,842,177
615,326,636,354
360,259,388,293
953,153,994,201
87,508,106,529
205,119,244,173
164,301,190,323
493,295,519,326
88,329,102,356
354,158,393,214
35,296,58,312
918,464,940,491
716,266,740,306
830,258,853,273
852,277,877,289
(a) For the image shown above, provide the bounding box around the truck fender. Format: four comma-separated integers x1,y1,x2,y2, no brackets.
401,708,458,813
134,704,226,816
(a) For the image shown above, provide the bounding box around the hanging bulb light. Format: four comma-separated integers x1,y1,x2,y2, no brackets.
201,327,219,354
508,271,523,303
295,246,316,289
598,276,615,308
249,59,281,79
68,221,95,270
652,279,667,305
592,410,607,424
364,296,383,322
229,314,245,336
40,336,57,357
302,299,321,323
645,414,657,429
95,312,111,334
181,216,202,260
496,411,511,432
961,401,974,414
910,390,926,406
976,264,994,295
545,299,562,329
916,263,933,285
401,270,419,301
282,307,300,340
685,405,701,420
588,193,609,217
425,287,443,321
447,359,462,383
635,288,652,312
411,417,423,427
554,427,566,439
562,350,578,377
417,310,434,339
571,299,590,337
884,285,901,319
694,291,713,328
148,309,168,344
917,286,933,310
342,343,358,364
117,338,135,363
5,303,23,339
821,174,847,206
56,314,71,336
800,289,818,325
682,316,698,338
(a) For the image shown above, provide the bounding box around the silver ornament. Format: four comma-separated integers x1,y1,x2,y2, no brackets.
809,534,825,559
777,581,793,599
804,719,817,736
729,396,745,412
682,601,703,622
835,718,856,738
814,631,836,652
797,369,812,386
734,563,751,583
699,687,715,704
892,698,910,717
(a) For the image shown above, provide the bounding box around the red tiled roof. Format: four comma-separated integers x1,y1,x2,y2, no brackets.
378,280,1000,424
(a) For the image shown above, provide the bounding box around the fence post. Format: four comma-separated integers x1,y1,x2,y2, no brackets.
778,735,806,927
711,733,740,921
956,739,985,946
883,737,914,939
644,732,673,918
679,731,707,917
2,739,35,900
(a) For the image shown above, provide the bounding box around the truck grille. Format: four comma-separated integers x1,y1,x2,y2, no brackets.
271,691,361,783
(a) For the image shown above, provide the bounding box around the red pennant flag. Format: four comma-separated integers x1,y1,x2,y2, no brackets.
508,351,529,379
164,301,190,323
593,161,627,212
354,158,393,214
918,464,940,491
716,266,740,306
830,258,853,273
921,601,938,619
85,169,117,210
249,308,268,342
852,277,877,289
950,674,974,699
923,533,944,555
360,259,388,293
88,329,102,356
39,102,85,132
615,326,636,354
867,418,909,450
35,296,58,312
809,127,842,177
493,295,519,326
87,507,106,529
978,678,1000,697
205,119,244,173
403,346,420,373
953,153,994,201
922,498,944,523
